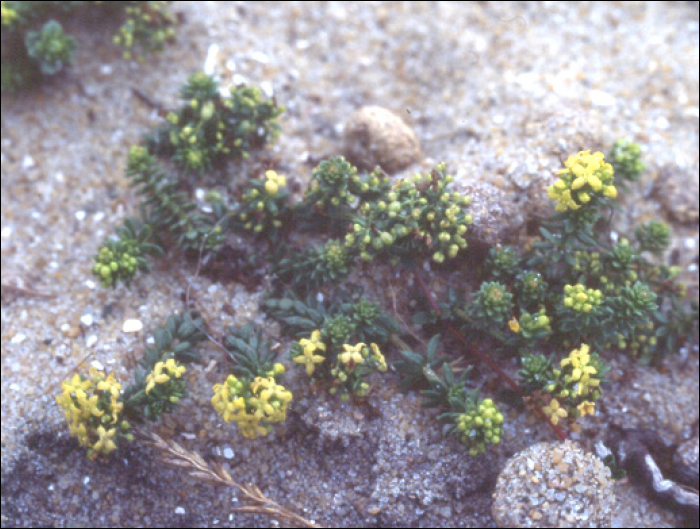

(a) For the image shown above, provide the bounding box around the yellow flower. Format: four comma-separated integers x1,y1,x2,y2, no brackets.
300,330,326,354
370,343,387,372
577,400,596,418
339,343,365,368
145,359,186,394
543,398,568,425
293,331,327,376
548,150,615,211
509,317,520,333
264,170,287,196
92,426,118,457
561,344,599,395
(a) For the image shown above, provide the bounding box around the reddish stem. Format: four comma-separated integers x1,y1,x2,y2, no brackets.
414,270,567,441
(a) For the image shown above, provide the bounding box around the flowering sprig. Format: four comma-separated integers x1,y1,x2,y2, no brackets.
290,329,387,400
92,217,164,288
299,157,392,233
55,367,132,460
520,344,608,428
211,374,292,438
233,170,290,241
113,1,177,61
547,150,617,212
450,397,505,456
292,330,326,376
563,283,604,313
608,139,645,186
346,163,472,264
148,73,284,174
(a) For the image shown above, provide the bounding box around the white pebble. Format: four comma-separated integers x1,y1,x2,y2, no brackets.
1,226,12,239
10,333,26,344
175,507,186,515
80,314,94,327
203,43,219,76
85,279,96,290
75,210,86,221
22,155,35,170
122,319,143,333
589,89,616,107
223,446,234,459
316,292,324,302
249,50,270,64
90,360,104,371
232,73,248,86
684,238,696,249
260,80,274,98
655,116,670,129
86,335,98,348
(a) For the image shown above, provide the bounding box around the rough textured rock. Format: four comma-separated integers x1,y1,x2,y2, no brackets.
491,440,615,528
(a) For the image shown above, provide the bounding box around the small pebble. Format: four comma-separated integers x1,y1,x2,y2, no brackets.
122,319,143,333
343,106,420,174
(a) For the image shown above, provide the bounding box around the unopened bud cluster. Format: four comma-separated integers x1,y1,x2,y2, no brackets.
346,163,472,264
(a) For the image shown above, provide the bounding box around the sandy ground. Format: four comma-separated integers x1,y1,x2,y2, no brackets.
2,2,698,527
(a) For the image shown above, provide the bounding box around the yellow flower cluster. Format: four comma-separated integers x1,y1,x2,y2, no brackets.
330,342,387,399
263,170,287,196
211,374,292,439
539,344,603,426
337,342,387,372
55,367,127,459
145,358,187,394
292,330,326,376
559,344,600,398
547,151,617,212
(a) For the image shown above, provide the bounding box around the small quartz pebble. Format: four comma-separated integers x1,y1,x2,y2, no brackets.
122,319,144,333
343,105,420,174
492,440,614,528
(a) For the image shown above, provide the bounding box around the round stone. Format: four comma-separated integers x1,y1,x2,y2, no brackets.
343,105,420,174
491,440,615,528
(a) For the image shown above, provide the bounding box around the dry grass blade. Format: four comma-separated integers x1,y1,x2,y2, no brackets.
140,430,322,528
1,268,54,300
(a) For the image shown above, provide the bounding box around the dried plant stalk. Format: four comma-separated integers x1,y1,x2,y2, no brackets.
141,430,322,528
